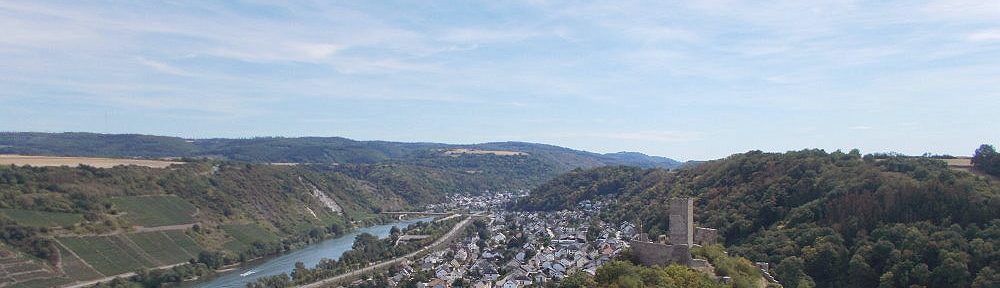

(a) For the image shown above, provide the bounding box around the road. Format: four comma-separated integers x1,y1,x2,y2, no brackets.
380,211,453,216
300,216,474,288
61,262,189,288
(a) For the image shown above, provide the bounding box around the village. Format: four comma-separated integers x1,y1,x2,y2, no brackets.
367,193,638,288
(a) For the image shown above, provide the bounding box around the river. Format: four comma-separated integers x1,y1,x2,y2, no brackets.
185,217,434,288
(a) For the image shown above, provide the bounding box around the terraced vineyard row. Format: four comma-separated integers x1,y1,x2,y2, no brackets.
57,231,204,276
110,195,198,227
0,245,71,288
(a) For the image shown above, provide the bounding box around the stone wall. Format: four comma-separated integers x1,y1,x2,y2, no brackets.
629,241,691,267
694,227,718,246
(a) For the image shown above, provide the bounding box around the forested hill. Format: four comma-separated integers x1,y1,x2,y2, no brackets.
0,132,684,170
517,149,1000,288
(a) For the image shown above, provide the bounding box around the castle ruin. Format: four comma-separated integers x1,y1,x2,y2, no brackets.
630,197,717,267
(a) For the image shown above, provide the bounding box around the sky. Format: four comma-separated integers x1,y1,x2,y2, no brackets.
1,1,998,160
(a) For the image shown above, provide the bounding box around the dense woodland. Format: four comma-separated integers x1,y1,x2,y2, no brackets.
518,148,1000,288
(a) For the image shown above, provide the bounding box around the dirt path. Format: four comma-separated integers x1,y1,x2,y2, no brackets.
301,216,474,288
53,240,104,278
59,262,188,288
133,223,197,233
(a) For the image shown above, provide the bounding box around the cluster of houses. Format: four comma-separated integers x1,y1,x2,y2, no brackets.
381,194,635,288
424,192,523,212
354,194,780,288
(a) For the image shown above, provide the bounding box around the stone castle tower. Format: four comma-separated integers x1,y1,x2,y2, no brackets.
668,197,693,246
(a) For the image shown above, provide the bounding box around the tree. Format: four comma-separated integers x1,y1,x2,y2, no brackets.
561,271,597,288
972,145,996,167
972,144,1000,176
247,273,292,288
972,267,1000,288
197,251,225,269
878,272,895,288
931,256,971,288
848,254,877,287
594,261,720,288
776,256,811,288
291,261,311,283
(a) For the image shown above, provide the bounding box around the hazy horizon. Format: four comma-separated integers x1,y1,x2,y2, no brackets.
2,1,998,160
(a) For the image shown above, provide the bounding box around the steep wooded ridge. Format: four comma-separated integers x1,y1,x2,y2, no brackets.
0,132,685,170
518,149,1000,288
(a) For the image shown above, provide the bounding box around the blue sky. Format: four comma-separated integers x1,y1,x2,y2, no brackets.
1,1,998,160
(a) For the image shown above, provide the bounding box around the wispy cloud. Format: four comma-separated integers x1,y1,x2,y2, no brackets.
1,0,997,159
967,29,1000,42
135,57,195,77
440,27,541,44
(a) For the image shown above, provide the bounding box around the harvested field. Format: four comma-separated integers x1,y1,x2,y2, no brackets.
0,155,181,168
442,148,527,156
943,158,973,168
944,157,1000,181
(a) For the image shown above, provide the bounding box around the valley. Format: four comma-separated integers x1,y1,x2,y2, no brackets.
0,134,997,288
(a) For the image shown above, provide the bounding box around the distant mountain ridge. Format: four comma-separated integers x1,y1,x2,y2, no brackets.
0,132,686,170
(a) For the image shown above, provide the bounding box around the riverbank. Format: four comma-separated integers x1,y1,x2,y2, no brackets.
186,217,435,288
300,215,476,287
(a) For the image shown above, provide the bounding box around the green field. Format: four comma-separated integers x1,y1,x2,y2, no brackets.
110,195,197,227
0,209,84,227
221,223,280,252
57,231,204,276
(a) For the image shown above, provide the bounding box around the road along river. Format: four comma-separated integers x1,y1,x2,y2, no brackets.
185,217,434,288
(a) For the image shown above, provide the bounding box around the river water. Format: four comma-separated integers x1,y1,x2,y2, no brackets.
186,217,434,288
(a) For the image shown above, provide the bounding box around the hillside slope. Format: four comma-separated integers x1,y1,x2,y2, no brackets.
0,161,494,286
517,149,1000,288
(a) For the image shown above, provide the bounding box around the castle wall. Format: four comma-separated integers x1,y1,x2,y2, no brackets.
629,241,691,267
694,227,718,246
